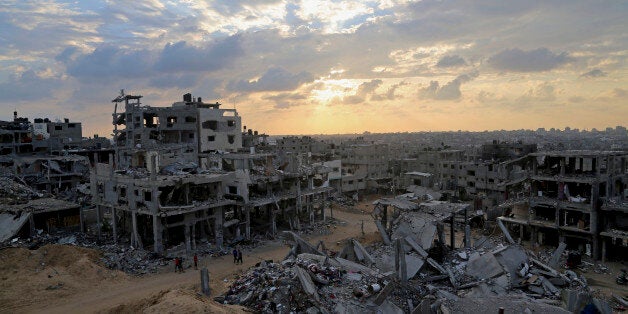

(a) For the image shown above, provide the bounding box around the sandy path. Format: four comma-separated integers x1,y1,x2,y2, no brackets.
21,206,378,314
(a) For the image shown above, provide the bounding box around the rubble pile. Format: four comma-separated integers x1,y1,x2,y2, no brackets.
100,245,168,275
0,176,43,204
5,231,168,276
220,195,620,313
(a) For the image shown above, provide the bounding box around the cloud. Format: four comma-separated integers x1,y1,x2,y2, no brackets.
476,90,506,104
488,48,571,72
518,82,557,102
580,68,606,78
568,96,585,103
65,45,153,79
148,73,202,89
436,55,467,68
263,92,307,109
420,71,479,100
227,67,315,92
371,81,407,101
612,88,627,98
0,70,63,102
155,36,244,73
332,79,383,105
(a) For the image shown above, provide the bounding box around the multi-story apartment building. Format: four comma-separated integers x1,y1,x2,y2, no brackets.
499,151,628,260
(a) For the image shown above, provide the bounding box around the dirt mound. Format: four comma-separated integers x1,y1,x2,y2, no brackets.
0,244,128,312
105,287,245,314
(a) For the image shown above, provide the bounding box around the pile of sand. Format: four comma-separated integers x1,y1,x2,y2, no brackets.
105,287,245,314
0,244,128,312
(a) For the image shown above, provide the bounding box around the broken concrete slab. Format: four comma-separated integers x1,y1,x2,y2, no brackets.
0,212,31,242
283,231,324,256
497,219,515,244
378,300,404,314
351,239,375,265
549,242,567,269
405,254,425,279
373,282,396,305
295,266,320,302
375,220,391,245
493,245,528,283
405,236,428,258
413,299,432,314
465,252,504,280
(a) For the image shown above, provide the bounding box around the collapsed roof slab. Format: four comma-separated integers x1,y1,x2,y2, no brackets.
466,252,504,280
0,212,31,242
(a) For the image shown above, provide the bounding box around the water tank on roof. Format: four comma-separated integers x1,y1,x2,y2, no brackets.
183,93,192,102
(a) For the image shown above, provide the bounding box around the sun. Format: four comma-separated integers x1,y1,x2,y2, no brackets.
309,79,358,103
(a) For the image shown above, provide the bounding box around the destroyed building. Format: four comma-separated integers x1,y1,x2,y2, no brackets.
91,92,333,254
498,150,628,260
339,140,390,194
112,92,242,169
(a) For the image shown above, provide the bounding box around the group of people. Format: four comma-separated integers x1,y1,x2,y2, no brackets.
233,248,243,264
173,254,199,273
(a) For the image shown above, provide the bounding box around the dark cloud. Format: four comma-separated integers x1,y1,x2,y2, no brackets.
65,45,153,79
612,88,627,98
371,81,407,101
263,92,307,109
436,55,467,68
568,96,585,103
488,48,571,72
227,67,315,92
518,82,557,102
155,36,244,73
211,0,282,15
580,69,606,78
333,79,383,105
420,71,478,100
0,70,62,102
149,73,202,89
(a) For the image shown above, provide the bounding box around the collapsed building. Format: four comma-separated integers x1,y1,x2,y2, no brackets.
220,190,612,314
498,151,628,261
91,92,332,254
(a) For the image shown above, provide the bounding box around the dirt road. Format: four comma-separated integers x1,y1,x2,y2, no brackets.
19,205,378,313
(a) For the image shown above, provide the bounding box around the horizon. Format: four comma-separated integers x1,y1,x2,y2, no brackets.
1,1,627,138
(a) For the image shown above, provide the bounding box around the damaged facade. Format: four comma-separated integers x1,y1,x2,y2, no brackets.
92,92,332,254
498,151,628,261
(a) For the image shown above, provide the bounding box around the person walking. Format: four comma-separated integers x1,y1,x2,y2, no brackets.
174,257,179,273
237,249,243,264
193,253,198,270
232,248,238,264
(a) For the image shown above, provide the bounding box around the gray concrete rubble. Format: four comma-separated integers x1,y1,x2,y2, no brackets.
220,208,611,314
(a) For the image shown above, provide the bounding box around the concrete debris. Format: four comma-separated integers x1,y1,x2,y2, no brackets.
548,242,567,269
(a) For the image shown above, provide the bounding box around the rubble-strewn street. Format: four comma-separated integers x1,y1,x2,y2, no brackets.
215,194,627,313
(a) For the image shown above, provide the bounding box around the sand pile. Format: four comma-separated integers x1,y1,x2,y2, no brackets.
0,244,128,312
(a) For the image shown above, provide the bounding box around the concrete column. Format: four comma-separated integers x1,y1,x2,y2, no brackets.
450,212,455,249
214,207,224,248
271,208,277,236
437,222,446,248
245,206,251,240
185,223,191,254
560,158,565,176
601,238,606,263
591,183,599,259
200,268,210,296
96,205,101,239
192,222,196,251
79,205,84,233
153,215,164,254
131,211,139,248
111,205,117,244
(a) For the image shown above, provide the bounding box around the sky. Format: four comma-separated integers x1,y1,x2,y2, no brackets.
0,0,627,137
